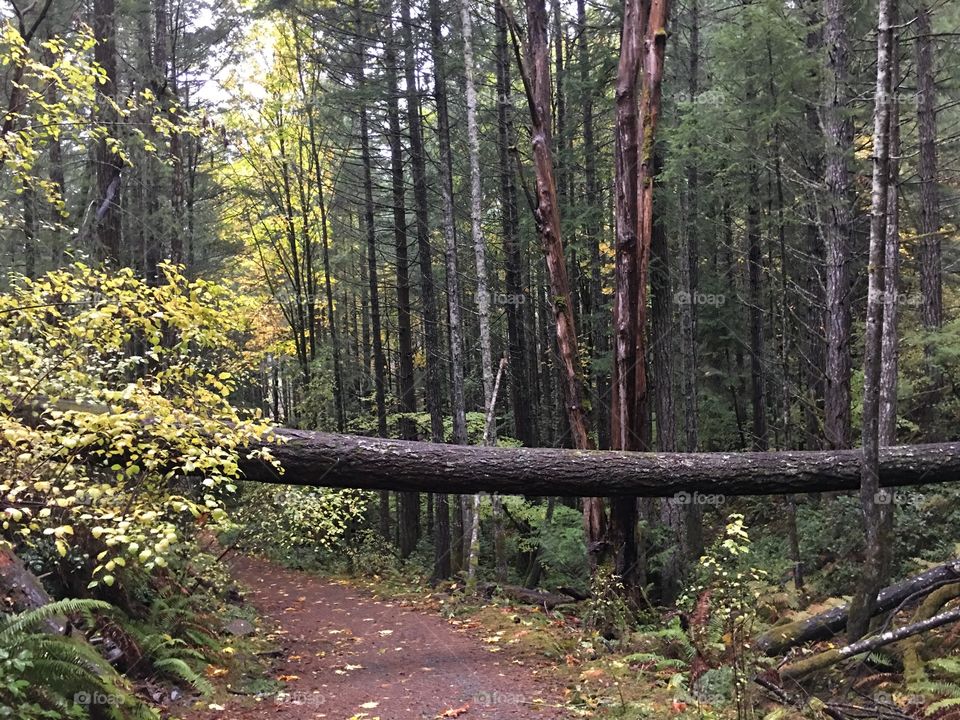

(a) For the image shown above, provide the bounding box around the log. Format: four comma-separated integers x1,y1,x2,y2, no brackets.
13,399,960,497
755,559,960,655
479,583,578,610
240,429,960,497
780,606,960,679
0,544,65,633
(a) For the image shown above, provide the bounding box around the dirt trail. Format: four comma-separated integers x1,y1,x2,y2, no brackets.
200,555,567,719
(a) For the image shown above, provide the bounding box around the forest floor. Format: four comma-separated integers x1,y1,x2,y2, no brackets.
188,554,571,719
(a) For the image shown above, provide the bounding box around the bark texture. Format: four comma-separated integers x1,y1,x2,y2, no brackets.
239,430,960,498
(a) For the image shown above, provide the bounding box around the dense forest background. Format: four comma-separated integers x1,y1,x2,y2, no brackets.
1,0,960,716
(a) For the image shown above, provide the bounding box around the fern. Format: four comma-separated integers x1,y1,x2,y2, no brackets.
623,652,688,671
926,696,960,716
0,598,158,720
125,630,214,695
0,598,111,641
153,657,214,695
912,653,960,717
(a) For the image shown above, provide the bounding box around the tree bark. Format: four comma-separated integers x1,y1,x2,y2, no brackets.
496,3,535,447
822,0,854,451
879,37,901,447
461,0,496,444
383,3,419,557
576,0,608,451
847,0,895,640
915,4,941,332
92,0,123,264
756,559,960,654
746,176,767,451
357,51,387,441
507,0,603,563
399,0,444,446
427,0,459,580
780,607,960,680
237,429,960,498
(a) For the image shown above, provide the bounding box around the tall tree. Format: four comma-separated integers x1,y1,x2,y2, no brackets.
496,2,535,447
92,0,122,264
822,0,854,450
384,3,419,556
461,0,495,444
915,4,941,332
399,0,444,445
427,0,460,580
848,0,896,642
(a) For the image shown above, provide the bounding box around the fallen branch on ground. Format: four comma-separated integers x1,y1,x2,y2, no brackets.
478,583,578,610
779,606,960,679
755,560,960,654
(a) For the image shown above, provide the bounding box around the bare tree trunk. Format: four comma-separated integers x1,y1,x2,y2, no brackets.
467,358,509,590
576,0,608,451
915,4,942,438
293,26,345,431
679,0,699,456
652,193,685,602
42,39,66,267
879,37,901,447
93,0,122,264
915,4,941,332
427,0,459,580
746,176,767,451
384,4,419,557
357,56,387,440
822,0,854,450
461,0,496,444
399,0,444,446
848,0,895,642
496,3,535,447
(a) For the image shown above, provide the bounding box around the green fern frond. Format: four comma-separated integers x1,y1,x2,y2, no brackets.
0,598,111,641
153,657,214,695
623,652,689,671
926,696,960,715
929,658,960,676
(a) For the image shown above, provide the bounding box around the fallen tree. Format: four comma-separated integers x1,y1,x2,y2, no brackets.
755,560,960,655
239,430,960,497
779,606,960,679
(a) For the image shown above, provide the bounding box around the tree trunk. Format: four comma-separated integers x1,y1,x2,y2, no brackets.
427,0,459,580
461,0,496,444
92,0,122,264
848,0,895,642
756,559,960,654
357,68,387,439
746,177,767,451
915,5,941,332
879,38,901,447
384,3,419,557
822,0,854,451
399,0,444,446
576,0,608,451
230,426,960,497
496,3,535,448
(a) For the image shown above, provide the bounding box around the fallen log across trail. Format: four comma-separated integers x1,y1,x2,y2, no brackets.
238,429,960,497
